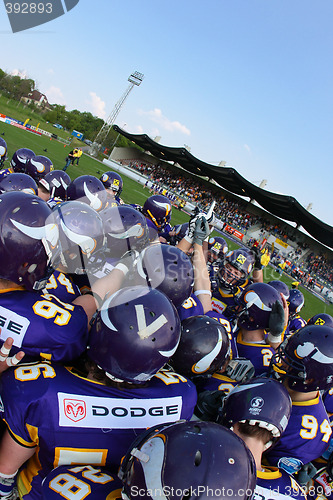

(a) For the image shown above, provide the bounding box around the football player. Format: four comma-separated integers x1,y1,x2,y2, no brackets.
266,324,333,474
10,147,35,173
37,170,71,206
219,377,306,499
285,289,306,337
67,175,108,213
100,170,124,204
0,191,96,363
25,155,53,182
0,286,197,498
141,194,173,242
211,248,257,321
235,282,288,375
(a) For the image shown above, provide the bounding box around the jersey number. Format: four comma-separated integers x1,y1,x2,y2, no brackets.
300,415,331,442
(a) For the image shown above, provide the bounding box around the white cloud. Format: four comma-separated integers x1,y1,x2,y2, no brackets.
10,69,28,79
135,125,144,134
244,144,251,153
85,92,106,119
138,108,190,136
45,86,66,105
47,68,55,75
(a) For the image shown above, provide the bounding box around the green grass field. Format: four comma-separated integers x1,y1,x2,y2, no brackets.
1,119,332,320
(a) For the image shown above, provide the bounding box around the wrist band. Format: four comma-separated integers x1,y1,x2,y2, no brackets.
267,333,282,344
194,290,212,297
114,263,129,275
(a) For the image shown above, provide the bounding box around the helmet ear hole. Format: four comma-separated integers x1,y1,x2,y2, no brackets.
194,450,202,466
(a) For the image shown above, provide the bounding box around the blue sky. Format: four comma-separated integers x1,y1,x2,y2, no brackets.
1,0,332,231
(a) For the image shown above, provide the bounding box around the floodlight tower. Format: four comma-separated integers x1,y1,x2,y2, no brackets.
90,71,144,156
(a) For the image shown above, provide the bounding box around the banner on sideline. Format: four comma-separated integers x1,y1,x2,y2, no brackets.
224,225,244,240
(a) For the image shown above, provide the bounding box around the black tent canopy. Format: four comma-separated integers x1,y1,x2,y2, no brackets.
113,125,333,249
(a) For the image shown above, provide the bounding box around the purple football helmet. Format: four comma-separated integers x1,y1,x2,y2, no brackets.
88,286,181,384
101,204,150,259
26,155,53,182
171,316,230,378
53,200,106,275
237,283,283,331
0,191,59,290
287,289,304,319
219,377,292,449
217,248,254,291
142,194,172,230
208,236,228,260
38,170,71,200
67,175,108,212
268,280,290,300
100,170,123,195
10,148,35,173
119,420,256,500
0,137,7,166
0,172,38,195
138,244,194,307
269,324,333,392
307,313,333,328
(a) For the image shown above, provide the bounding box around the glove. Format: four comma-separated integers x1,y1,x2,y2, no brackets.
296,462,317,486
225,358,255,382
193,217,210,246
251,246,262,270
194,390,227,422
185,211,206,243
267,300,285,344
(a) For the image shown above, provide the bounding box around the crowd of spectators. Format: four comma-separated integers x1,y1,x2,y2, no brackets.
305,252,333,283
128,159,333,286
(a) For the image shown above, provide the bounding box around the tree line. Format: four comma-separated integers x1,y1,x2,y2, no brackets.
0,68,140,151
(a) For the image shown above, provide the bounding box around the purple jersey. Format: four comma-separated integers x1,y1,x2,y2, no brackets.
265,394,332,474
323,388,333,422
236,331,275,376
47,197,63,209
0,363,197,499
205,310,238,359
195,372,238,395
0,167,12,179
0,287,88,362
211,287,242,319
286,316,307,337
42,465,123,500
177,293,204,320
256,466,306,499
42,270,81,303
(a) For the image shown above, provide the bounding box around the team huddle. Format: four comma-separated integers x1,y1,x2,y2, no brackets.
0,140,332,499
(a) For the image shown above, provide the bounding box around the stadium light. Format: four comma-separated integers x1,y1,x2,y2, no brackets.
89,71,144,157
